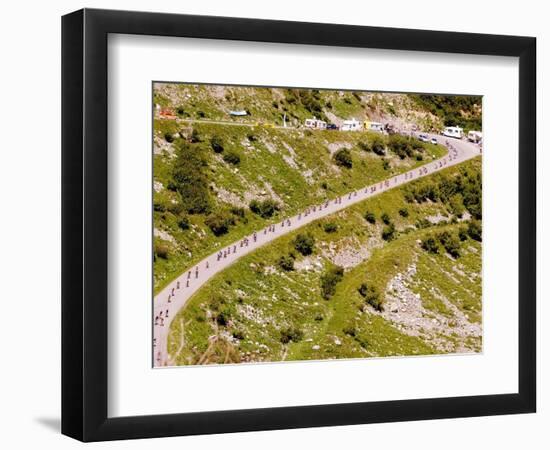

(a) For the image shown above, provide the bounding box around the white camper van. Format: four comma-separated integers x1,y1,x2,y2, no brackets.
304,118,327,130
442,126,464,139
341,118,362,131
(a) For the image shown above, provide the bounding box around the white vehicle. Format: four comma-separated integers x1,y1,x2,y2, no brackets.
418,134,429,142
442,126,464,139
467,130,483,143
365,121,384,132
341,118,362,131
430,137,438,145
304,118,327,130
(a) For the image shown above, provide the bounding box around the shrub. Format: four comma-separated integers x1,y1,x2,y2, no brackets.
210,135,224,153
458,227,469,241
371,135,386,156
232,330,245,340
437,230,461,258
333,148,353,168
197,110,206,118
382,159,390,170
278,255,295,272
382,223,396,241
164,132,175,143
381,212,391,225
249,199,280,218
358,283,383,311
364,211,376,224
215,309,231,326
247,133,257,142
223,151,241,165
154,241,170,260
321,181,328,190
398,208,409,218
320,265,344,300
294,233,315,256
190,128,201,143
323,222,338,233
421,236,439,254
343,326,356,337
205,212,235,236
177,216,190,231
229,206,245,218
172,141,211,214
280,327,303,344
468,220,482,241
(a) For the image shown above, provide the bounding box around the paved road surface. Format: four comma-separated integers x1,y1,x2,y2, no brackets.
152,135,481,367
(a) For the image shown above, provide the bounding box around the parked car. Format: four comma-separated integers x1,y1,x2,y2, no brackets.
418,134,429,142
327,123,339,130
430,137,438,145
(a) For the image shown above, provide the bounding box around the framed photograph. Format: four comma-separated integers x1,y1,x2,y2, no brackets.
62,8,536,442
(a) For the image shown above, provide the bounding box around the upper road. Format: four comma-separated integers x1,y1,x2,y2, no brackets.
153,134,481,367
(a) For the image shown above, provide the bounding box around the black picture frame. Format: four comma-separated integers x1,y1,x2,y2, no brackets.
62,8,536,442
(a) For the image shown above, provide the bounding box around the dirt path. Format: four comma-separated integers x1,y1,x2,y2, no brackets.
153,135,481,367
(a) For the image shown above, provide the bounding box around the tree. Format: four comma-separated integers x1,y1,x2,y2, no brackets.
294,233,315,256
381,212,391,225
333,148,353,168
398,208,409,218
437,230,461,257
323,222,338,233
280,327,303,344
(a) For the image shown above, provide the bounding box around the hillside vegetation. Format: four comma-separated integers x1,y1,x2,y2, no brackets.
154,119,446,293
167,158,482,365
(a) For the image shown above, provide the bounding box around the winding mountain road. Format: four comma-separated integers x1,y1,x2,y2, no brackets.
153,134,481,367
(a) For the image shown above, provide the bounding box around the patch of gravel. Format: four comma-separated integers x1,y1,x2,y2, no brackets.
294,255,324,272
372,262,481,353
213,185,247,208
153,181,164,193
154,228,176,244
321,236,382,269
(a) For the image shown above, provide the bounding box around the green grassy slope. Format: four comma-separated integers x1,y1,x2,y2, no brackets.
167,158,482,365
153,121,446,293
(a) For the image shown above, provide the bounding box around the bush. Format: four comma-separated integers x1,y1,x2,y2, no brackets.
398,208,409,218
358,141,370,152
190,128,201,143
437,230,461,257
371,135,386,156
381,212,391,225
247,133,257,142
388,134,415,159
382,159,390,170
320,265,344,299
280,327,303,344
278,255,295,272
154,241,170,260
294,233,315,256
333,148,353,168
381,223,396,241
323,222,338,233
468,220,482,241
421,236,439,254
230,206,246,218
458,227,469,241
177,216,190,231
210,135,224,153
343,326,356,337
164,132,175,143
205,212,235,236
249,199,280,218
172,141,211,214
223,151,241,165
358,283,383,311
215,309,231,326
364,211,376,224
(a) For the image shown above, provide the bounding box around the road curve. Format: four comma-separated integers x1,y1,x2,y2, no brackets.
153,135,481,367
